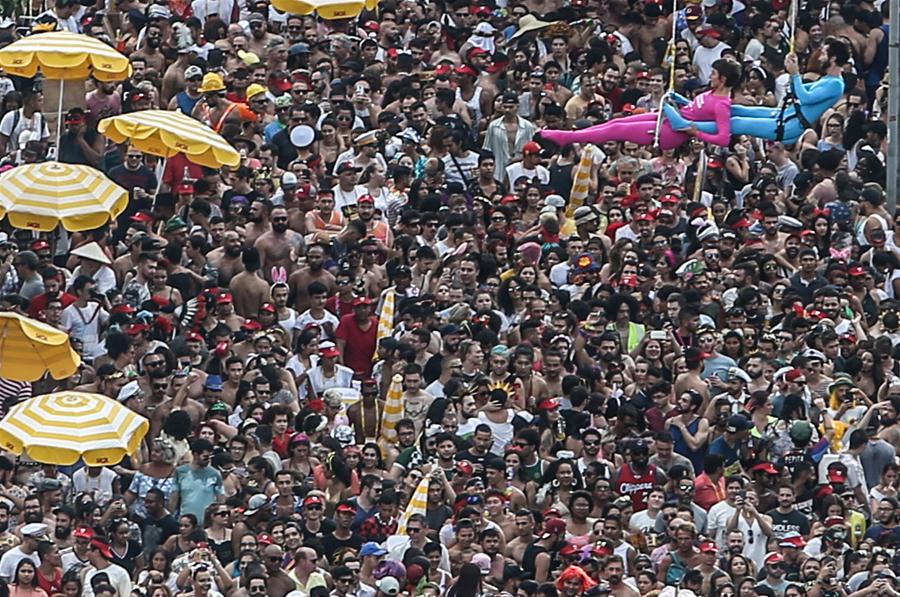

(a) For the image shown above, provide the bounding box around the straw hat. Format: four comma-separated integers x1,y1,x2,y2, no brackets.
510,14,557,40
70,242,111,265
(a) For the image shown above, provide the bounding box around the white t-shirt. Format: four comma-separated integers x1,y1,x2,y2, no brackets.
505,162,549,186
707,500,737,547
294,309,340,340
61,302,109,359
0,546,39,581
70,264,116,294
333,184,368,212
83,562,133,597
301,364,355,399
72,466,119,507
442,151,480,185
0,109,49,152
693,42,729,85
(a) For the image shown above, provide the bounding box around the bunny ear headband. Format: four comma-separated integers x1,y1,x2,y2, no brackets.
271,267,288,285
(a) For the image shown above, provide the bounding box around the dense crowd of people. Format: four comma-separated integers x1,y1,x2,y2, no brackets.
0,0,896,595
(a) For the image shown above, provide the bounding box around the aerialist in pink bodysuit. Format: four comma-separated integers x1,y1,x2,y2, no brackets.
540,58,741,150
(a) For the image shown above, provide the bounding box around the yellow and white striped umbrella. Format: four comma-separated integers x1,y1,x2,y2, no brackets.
379,374,404,445
566,144,601,218
0,162,128,231
98,110,241,169
374,288,395,356
0,392,149,465
397,474,430,534
0,312,81,381
271,0,378,19
0,31,131,81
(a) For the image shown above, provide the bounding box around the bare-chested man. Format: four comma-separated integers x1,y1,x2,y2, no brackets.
288,243,336,312
207,230,245,287
150,370,206,441
244,198,273,247
160,48,192,105
636,4,671,65
504,510,536,565
208,292,246,332
255,206,304,282
347,378,385,444
229,247,271,318
674,348,711,412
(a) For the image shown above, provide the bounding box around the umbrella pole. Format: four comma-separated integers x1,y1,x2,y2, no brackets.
55,79,64,154
155,157,167,194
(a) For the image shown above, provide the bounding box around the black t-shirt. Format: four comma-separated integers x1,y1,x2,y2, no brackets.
58,129,100,166
108,164,158,193
426,504,454,531
272,128,299,170
301,518,336,547
766,507,811,537
140,513,180,556
322,530,362,561
562,409,592,440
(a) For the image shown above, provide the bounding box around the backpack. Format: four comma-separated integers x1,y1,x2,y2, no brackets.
666,551,688,585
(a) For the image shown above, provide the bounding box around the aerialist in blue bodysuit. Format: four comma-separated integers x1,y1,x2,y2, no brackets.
665,37,850,145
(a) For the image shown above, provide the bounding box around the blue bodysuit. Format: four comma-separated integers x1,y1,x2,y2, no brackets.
663,74,845,145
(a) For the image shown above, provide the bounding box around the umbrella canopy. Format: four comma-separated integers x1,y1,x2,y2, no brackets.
0,392,149,465
98,110,241,169
0,312,81,381
0,162,129,231
0,31,131,81
271,0,378,19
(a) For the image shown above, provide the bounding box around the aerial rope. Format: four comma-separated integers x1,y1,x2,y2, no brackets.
653,0,679,148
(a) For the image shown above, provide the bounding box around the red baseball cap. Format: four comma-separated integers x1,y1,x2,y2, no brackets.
111,304,136,315
30,240,50,252
125,323,149,336
260,302,276,313
216,293,233,304
540,518,567,539
455,64,478,78
522,141,541,155
90,539,113,558
357,194,375,205
353,296,374,306
848,266,867,276
130,212,154,224
699,540,718,553
303,495,324,508
750,462,779,475
186,330,204,342
74,526,94,539
320,345,341,358
336,503,357,514
538,398,560,410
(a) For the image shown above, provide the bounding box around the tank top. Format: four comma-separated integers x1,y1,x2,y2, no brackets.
737,514,766,568
616,463,658,512
522,543,548,579
175,91,201,116
671,417,705,473
456,86,483,123
867,25,889,87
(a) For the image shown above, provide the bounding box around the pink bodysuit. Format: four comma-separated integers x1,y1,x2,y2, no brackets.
541,91,732,150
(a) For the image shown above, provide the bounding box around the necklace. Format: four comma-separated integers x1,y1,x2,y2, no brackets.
360,401,382,442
